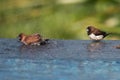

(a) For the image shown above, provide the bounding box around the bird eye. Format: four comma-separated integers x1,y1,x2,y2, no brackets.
86,29,89,32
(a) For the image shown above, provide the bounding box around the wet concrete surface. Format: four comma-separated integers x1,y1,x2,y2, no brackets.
0,39,120,80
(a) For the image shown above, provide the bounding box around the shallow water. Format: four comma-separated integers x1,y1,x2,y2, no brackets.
0,39,120,80
1,59,120,80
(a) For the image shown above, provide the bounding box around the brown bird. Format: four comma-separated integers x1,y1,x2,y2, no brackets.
86,26,109,41
114,45,120,49
18,33,44,45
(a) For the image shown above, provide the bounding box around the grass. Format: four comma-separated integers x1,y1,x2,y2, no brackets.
0,0,120,40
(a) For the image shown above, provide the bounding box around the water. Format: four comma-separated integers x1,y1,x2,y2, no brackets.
0,59,120,80
0,39,120,80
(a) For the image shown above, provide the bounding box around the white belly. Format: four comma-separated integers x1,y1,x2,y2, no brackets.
89,33,104,40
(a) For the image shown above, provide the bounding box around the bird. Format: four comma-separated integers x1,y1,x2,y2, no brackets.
114,45,120,49
18,33,48,45
86,26,109,41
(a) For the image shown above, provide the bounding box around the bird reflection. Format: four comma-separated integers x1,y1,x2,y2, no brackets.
18,40,54,54
19,44,40,53
87,41,105,52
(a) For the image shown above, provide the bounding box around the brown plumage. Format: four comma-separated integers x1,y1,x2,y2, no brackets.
18,33,43,45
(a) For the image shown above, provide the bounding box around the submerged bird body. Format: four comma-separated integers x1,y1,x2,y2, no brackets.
86,26,109,41
18,33,43,45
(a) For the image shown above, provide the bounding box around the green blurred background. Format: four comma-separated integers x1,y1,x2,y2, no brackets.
0,0,120,40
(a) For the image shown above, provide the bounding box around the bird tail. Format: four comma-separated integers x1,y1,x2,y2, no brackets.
105,32,112,38
40,39,49,45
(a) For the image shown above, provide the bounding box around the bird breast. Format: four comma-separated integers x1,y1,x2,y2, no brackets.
89,33,104,40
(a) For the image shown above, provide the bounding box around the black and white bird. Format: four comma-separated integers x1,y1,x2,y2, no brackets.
86,26,109,41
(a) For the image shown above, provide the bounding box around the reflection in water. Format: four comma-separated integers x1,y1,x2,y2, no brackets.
19,44,40,53
19,40,58,53
87,41,105,52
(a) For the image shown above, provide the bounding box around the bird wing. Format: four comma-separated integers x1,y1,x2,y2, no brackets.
93,29,107,36
25,34,42,43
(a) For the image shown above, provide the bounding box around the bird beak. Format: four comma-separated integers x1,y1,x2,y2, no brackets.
86,29,89,32
17,36,21,42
